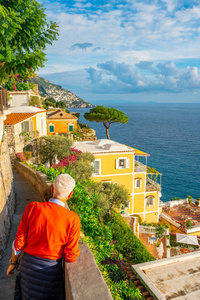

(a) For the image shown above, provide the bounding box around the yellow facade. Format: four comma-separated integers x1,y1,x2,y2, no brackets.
87,141,161,223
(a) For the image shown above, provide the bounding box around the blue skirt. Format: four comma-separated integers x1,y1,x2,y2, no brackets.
14,252,65,300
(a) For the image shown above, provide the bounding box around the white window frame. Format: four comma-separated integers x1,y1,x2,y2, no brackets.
40,117,45,136
21,121,30,133
116,157,130,169
92,159,101,176
135,178,142,189
146,196,154,207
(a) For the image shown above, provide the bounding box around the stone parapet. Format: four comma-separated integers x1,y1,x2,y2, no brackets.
14,160,113,300
14,160,52,197
65,243,113,300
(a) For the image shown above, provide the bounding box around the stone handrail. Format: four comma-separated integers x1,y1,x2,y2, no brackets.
14,160,113,300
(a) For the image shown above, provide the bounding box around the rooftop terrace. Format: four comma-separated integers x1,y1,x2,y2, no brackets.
162,201,200,230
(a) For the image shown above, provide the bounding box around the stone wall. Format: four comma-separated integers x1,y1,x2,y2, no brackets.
0,138,15,257
5,124,24,162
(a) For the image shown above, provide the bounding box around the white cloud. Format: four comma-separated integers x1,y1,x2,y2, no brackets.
85,60,200,94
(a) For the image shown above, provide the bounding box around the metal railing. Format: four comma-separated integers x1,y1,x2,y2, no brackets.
146,179,161,191
135,161,147,172
0,87,8,113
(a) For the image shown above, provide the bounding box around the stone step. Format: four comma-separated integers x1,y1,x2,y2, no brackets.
126,270,133,276
142,291,150,296
133,280,140,285
130,274,137,280
137,285,145,291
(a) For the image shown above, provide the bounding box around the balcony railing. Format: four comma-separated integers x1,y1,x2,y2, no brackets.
146,179,161,192
0,87,8,113
135,161,147,172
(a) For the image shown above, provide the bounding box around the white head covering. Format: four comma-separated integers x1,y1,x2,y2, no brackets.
53,174,75,200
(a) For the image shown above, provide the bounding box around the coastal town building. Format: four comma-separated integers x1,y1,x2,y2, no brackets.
73,139,162,222
161,199,200,236
47,110,78,135
4,106,47,161
133,251,200,300
9,84,41,107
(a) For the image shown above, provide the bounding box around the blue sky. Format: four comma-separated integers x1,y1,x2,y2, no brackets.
38,0,200,103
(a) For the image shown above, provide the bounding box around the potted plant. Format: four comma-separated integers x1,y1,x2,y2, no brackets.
187,195,192,204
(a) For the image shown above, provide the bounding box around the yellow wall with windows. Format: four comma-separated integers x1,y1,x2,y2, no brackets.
145,192,159,212
91,151,161,223
134,173,146,193
92,174,133,195
94,153,134,176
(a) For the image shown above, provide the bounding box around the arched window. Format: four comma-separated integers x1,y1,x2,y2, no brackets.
146,196,154,206
135,178,142,189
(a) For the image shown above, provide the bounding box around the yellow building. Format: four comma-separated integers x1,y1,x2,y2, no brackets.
47,110,78,135
73,139,162,222
4,106,47,161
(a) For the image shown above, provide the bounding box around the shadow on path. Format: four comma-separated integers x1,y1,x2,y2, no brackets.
0,168,43,300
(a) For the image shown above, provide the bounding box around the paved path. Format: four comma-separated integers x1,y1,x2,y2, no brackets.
0,169,43,300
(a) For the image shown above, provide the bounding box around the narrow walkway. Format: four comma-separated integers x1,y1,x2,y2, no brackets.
0,169,43,300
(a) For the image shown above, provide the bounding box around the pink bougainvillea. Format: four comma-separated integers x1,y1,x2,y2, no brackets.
52,148,82,169
16,152,26,162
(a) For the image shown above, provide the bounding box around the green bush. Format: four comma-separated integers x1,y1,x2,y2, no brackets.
39,136,72,166
23,151,32,160
104,211,155,264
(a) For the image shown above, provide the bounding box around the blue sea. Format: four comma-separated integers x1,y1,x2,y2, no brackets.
70,103,200,202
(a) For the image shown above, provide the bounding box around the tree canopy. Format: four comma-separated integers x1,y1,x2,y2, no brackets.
39,136,72,166
0,1,59,84
56,100,66,109
43,97,56,109
84,106,129,139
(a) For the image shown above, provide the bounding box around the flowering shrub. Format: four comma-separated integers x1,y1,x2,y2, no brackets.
52,148,82,169
16,152,26,162
23,151,32,160
3,74,35,91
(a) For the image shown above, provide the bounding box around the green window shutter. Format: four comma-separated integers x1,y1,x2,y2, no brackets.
49,125,54,133
69,125,74,132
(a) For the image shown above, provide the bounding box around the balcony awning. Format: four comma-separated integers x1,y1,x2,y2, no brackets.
176,233,199,246
134,148,150,156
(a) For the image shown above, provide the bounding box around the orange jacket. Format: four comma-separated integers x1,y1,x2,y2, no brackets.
14,201,80,262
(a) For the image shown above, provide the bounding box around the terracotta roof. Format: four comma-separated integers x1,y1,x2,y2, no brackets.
4,113,36,125
47,110,77,120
